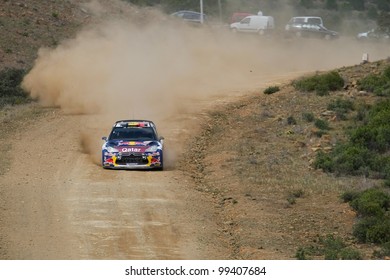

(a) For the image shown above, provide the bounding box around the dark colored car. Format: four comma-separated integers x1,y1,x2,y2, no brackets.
285,16,339,40
171,10,207,24
102,120,164,170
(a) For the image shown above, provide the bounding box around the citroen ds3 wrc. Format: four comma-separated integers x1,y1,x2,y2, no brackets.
102,120,164,170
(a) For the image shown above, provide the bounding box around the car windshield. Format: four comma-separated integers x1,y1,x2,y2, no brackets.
109,127,156,141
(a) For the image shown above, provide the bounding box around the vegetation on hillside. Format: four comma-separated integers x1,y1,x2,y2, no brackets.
293,71,345,96
291,64,390,259
0,68,31,108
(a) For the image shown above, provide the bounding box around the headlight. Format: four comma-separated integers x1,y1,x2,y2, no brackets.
106,146,119,153
145,145,159,152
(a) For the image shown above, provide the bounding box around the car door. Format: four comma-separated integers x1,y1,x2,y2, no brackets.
238,17,251,32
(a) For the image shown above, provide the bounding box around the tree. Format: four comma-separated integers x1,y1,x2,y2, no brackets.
300,0,313,9
349,0,365,11
326,0,338,10
377,12,390,33
376,0,390,12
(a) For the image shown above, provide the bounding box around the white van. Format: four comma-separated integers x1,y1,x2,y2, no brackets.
230,14,275,35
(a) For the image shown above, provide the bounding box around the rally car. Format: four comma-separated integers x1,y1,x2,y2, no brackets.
102,120,164,170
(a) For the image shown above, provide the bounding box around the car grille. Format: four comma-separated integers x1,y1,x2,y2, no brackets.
116,154,148,165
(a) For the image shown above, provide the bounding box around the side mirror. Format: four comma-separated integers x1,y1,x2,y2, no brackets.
102,136,107,141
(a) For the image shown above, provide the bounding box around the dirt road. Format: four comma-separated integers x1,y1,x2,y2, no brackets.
0,108,228,259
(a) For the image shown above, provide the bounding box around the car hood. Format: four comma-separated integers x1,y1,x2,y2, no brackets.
105,140,161,153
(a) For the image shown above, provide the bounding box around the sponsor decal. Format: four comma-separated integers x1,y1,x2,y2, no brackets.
121,147,141,153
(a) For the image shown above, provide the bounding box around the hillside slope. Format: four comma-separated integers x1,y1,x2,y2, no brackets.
180,59,390,259
0,0,144,71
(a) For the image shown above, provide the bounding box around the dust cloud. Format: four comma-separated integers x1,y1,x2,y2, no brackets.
21,1,389,165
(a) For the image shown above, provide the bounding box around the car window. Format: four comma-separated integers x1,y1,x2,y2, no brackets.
174,12,184,18
294,18,305,24
184,12,197,20
307,18,320,25
109,127,156,141
241,18,250,24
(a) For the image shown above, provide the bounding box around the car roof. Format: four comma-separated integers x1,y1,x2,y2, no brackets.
171,10,205,15
292,16,322,19
113,120,156,128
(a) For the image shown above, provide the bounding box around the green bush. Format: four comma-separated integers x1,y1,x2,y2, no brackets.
355,103,371,121
339,247,363,260
373,241,390,259
263,86,280,95
358,66,390,96
314,118,330,130
349,100,390,152
346,188,390,245
314,150,335,172
349,188,390,217
327,98,354,120
354,217,390,244
302,112,315,122
332,144,373,176
315,100,390,179
293,71,344,96
0,68,30,108
295,234,362,260
287,116,297,125
341,190,361,203
295,247,308,260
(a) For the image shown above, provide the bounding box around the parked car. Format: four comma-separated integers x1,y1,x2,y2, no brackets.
230,14,275,35
171,10,207,24
285,16,338,40
101,120,164,170
357,29,390,42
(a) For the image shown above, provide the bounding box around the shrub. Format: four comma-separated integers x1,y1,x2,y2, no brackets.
349,100,390,152
315,100,390,179
0,68,30,108
341,190,360,203
358,66,390,96
293,71,344,96
339,247,362,260
355,103,370,121
314,118,330,130
314,150,335,172
354,217,390,244
373,241,390,259
332,144,372,175
295,234,362,260
349,188,390,217
347,188,390,245
327,98,354,120
295,247,308,260
302,112,314,122
263,86,280,95
287,116,297,125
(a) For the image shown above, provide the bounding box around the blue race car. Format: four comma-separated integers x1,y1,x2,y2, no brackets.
102,120,164,170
